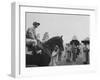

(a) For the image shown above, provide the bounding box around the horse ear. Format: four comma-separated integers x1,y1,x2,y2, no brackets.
61,35,63,38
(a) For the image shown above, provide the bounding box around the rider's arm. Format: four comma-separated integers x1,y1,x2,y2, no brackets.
26,38,37,46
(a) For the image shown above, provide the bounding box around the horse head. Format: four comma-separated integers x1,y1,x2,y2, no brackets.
58,35,64,51
44,36,64,53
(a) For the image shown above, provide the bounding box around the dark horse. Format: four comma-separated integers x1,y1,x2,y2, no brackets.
26,36,64,67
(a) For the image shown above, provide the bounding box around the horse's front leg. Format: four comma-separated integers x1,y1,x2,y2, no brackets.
49,51,58,66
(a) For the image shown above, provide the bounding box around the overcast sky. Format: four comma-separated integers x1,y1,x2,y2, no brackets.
26,12,89,43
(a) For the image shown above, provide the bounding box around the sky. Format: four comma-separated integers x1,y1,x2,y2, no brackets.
26,12,89,43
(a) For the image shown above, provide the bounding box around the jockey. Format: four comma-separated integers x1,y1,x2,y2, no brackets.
70,36,80,62
81,37,90,64
26,21,42,54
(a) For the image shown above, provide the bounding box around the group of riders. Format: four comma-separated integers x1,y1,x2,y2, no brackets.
64,36,90,65
26,21,90,66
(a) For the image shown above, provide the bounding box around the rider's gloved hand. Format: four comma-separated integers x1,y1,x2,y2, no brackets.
37,50,42,54
31,40,37,46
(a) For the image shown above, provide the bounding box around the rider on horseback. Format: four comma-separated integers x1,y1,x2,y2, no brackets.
26,21,42,54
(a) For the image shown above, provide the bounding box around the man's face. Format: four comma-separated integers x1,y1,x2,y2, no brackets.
33,24,39,29
72,44,76,48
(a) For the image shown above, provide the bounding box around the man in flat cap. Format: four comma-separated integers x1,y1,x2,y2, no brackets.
81,37,90,64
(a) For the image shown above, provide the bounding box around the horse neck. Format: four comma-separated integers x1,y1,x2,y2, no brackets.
43,37,62,53
43,41,55,53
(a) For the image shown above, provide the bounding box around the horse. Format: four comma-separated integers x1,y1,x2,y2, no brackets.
26,36,64,67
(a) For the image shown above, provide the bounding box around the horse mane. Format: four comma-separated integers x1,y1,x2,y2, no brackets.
44,36,60,44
